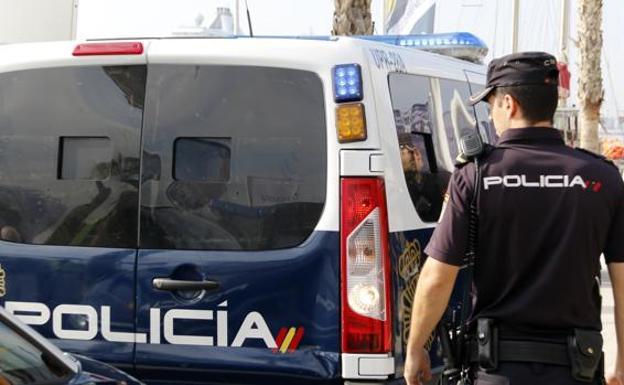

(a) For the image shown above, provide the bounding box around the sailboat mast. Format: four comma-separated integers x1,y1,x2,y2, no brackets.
559,0,571,108
233,0,240,35
511,0,520,53
560,0,570,63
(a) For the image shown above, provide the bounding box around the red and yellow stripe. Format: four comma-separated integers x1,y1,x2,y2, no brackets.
273,327,305,353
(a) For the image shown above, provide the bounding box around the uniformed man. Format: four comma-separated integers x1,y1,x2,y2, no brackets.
404,52,624,385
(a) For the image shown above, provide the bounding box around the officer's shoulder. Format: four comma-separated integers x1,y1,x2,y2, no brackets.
573,147,619,171
454,143,496,170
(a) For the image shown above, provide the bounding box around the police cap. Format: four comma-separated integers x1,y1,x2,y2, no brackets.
468,51,560,106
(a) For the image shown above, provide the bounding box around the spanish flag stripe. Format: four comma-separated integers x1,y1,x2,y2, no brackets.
273,327,288,353
279,327,297,353
288,327,305,352
275,327,288,346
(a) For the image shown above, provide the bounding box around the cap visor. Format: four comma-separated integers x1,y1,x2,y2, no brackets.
468,86,494,106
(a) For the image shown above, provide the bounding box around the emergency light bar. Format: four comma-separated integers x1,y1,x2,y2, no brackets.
356,32,488,64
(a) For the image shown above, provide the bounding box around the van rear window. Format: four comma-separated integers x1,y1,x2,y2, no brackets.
140,65,327,251
0,66,145,247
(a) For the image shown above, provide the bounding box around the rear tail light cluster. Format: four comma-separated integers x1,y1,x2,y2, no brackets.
341,178,392,353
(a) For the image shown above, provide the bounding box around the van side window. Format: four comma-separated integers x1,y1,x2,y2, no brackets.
474,103,498,143
140,65,326,251
388,74,449,223
0,66,145,247
439,79,479,160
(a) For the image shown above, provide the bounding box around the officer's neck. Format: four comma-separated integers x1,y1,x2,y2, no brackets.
507,119,554,130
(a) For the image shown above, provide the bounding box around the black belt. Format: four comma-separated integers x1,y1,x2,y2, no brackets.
470,340,570,366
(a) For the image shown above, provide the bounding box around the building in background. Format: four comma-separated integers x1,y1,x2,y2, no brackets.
0,0,77,43
172,7,234,37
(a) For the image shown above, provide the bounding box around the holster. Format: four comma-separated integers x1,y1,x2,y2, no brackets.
477,318,498,371
567,329,603,382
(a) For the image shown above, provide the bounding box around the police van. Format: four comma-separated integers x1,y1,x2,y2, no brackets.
0,34,495,384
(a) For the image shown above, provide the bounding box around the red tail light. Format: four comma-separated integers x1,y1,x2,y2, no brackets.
340,177,392,353
73,42,144,56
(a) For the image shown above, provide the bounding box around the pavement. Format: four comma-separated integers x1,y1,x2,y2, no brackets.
601,261,618,373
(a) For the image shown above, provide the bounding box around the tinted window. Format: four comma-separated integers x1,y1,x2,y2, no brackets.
0,66,145,247
0,320,71,384
389,74,449,222
141,65,326,250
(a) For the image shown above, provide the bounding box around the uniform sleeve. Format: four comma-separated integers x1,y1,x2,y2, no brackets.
424,167,473,266
604,186,624,263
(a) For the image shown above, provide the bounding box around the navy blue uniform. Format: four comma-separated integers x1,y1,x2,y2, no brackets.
425,127,624,384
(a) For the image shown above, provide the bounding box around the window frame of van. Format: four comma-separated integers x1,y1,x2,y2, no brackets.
387,73,451,224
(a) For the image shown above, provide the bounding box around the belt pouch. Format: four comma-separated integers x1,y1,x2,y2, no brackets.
477,318,498,371
567,329,603,382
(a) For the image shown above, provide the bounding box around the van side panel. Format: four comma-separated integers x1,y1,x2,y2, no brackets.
389,229,441,368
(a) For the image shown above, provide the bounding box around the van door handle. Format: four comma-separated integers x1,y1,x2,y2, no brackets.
152,278,220,292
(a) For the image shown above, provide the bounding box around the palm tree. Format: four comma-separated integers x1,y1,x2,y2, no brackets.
332,0,373,36
578,0,603,153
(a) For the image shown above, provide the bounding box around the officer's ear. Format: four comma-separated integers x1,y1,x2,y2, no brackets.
502,93,520,119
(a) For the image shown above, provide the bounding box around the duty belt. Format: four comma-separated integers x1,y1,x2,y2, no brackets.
469,339,570,366
468,319,604,382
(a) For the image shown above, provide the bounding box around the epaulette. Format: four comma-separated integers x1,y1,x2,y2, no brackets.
454,143,496,169
574,147,618,170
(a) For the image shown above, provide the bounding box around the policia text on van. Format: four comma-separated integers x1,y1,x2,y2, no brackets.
0,34,496,384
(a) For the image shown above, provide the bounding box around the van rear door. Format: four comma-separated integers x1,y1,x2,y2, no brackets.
0,50,146,372
135,40,339,384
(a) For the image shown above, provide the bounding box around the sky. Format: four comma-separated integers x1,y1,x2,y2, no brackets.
76,0,623,129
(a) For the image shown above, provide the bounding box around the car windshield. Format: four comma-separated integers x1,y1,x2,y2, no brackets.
0,320,72,385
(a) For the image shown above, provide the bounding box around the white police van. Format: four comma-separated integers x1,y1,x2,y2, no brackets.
0,34,494,384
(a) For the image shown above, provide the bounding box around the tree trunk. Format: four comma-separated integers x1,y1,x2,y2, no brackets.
577,0,603,153
332,0,373,36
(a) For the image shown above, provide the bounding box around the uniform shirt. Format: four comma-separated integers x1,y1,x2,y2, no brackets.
425,127,624,332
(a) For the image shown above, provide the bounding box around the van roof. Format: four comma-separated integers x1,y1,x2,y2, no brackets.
0,36,486,81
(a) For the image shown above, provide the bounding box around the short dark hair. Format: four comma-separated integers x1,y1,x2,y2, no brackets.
493,85,559,123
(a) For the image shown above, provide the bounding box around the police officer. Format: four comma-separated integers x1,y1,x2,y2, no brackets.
404,52,624,385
